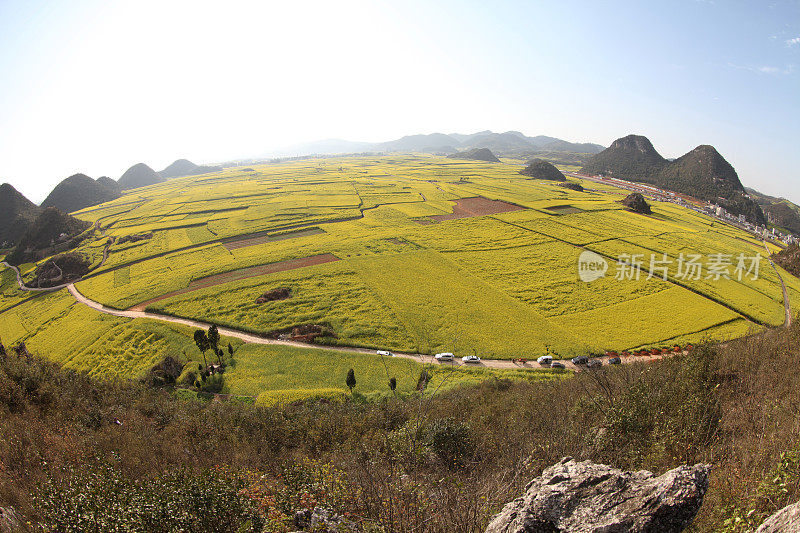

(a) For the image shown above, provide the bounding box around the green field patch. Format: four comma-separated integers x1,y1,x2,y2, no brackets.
551,285,745,352
150,259,412,350
350,250,587,359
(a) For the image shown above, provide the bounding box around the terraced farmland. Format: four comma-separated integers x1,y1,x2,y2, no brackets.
1,153,794,396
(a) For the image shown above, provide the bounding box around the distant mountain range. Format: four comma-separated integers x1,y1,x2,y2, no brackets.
269,130,605,158
580,134,766,225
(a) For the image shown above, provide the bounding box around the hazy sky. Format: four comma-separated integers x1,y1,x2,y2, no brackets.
1,0,798,203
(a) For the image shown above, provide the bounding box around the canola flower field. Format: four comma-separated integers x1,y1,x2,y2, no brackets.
1,154,795,396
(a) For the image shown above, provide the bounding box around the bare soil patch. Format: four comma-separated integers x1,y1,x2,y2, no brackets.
256,287,291,304
129,253,339,311
423,196,525,223
222,227,325,251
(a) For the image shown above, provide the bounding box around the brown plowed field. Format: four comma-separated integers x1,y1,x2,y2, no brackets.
128,253,339,311
428,196,525,222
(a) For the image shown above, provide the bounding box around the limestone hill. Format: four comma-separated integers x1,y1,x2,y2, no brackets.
581,135,764,224
0,183,41,247
519,159,566,181
580,134,667,180
118,163,165,190
41,173,121,213
97,176,121,194
159,159,223,179
446,148,500,163
657,145,744,200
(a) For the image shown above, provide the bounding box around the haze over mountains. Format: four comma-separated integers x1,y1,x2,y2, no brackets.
270,130,606,158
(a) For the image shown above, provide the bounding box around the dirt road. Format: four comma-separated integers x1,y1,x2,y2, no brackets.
66,283,681,372
763,241,792,327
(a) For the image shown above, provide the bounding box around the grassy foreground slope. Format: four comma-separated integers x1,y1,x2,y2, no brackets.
2,321,800,531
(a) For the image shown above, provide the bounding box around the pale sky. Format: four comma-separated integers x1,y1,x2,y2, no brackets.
1,0,798,203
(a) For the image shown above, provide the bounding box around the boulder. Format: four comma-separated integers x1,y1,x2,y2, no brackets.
485,457,710,533
0,507,21,533
756,500,800,532
294,506,355,532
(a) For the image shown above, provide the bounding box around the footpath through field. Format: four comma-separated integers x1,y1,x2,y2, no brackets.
763,241,792,327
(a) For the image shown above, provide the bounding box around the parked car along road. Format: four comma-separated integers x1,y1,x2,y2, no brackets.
434,352,454,361
550,361,566,369
376,350,394,357
571,356,589,365
586,359,602,369
461,355,481,364
608,356,621,365
537,355,553,366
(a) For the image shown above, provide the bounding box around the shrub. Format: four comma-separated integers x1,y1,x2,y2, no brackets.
425,417,475,469
34,463,264,532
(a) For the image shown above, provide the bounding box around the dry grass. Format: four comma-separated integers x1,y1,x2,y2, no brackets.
1,322,799,531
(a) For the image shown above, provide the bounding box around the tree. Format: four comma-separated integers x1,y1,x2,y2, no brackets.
227,343,233,357
194,330,209,368
345,368,356,393
389,377,397,392
207,325,220,353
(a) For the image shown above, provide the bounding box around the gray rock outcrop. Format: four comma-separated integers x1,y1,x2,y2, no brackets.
485,457,711,533
756,500,800,532
0,507,21,533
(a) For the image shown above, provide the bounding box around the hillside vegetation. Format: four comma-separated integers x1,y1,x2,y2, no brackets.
0,183,40,247
1,324,799,531
40,173,121,213
4,207,91,265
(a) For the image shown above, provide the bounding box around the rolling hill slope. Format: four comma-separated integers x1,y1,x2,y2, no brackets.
41,173,121,213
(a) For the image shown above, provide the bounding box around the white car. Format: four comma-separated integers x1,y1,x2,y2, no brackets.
434,352,454,361
537,355,553,366
461,355,481,364
376,350,394,357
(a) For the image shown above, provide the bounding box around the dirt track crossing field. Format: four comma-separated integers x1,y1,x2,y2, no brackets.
128,253,340,311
